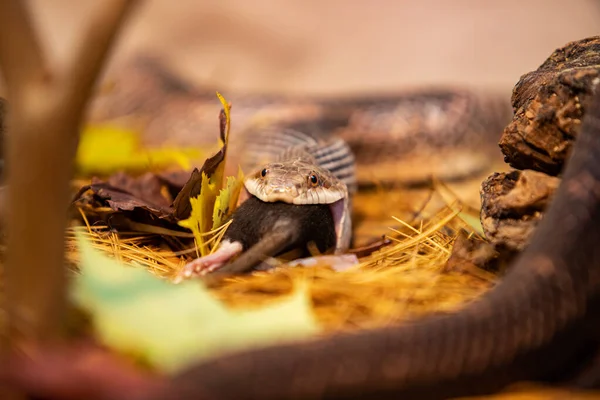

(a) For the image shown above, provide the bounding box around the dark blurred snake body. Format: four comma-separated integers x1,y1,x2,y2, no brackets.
90,62,600,399
151,90,600,400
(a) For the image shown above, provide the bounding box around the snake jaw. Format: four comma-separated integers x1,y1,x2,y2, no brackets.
236,185,251,208
244,177,346,205
261,182,300,202
330,196,351,253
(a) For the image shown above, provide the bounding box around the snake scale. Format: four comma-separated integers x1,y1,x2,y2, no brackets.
142,84,600,399
84,59,600,398
174,86,512,278
106,54,512,280
90,60,512,190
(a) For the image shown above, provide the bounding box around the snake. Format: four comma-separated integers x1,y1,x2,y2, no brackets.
174,127,357,280
0,54,596,399
85,58,600,398
242,129,355,251
171,85,512,279
144,77,600,399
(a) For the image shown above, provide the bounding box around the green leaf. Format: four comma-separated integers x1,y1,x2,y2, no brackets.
456,209,484,236
432,178,484,236
71,231,320,374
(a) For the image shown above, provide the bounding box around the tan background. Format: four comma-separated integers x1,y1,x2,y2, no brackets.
16,0,600,96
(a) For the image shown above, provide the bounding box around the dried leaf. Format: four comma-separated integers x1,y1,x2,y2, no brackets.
71,171,186,224
106,172,175,209
177,173,216,256
74,182,172,220
172,92,233,220
72,232,320,374
212,167,245,230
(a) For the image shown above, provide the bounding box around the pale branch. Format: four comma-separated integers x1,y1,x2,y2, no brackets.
0,0,140,349
0,0,46,98
64,0,141,119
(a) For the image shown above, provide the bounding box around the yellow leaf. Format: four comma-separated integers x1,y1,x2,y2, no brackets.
228,166,245,214
212,168,244,230
177,173,217,257
216,91,231,145
72,232,320,373
76,124,202,174
173,93,241,254
457,209,484,236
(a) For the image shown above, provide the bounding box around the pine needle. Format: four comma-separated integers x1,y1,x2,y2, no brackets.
66,184,496,332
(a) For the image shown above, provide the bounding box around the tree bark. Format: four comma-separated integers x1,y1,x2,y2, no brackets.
500,36,600,175
480,169,560,251
0,1,140,398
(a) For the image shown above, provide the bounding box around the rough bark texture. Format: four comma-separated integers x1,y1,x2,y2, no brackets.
483,36,600,250
0,97,5,172
480,169,560,251
500,36,600,175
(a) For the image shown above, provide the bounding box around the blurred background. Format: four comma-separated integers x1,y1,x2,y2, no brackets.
14,0,600,96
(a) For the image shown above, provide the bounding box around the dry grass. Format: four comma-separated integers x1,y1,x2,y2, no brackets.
16,167,597,399
66,180,496,332
64,184,600,399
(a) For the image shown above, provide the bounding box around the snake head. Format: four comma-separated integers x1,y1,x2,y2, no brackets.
244,158,346,205
243,157,351,253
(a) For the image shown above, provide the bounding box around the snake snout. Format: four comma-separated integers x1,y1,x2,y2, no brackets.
266,182,299,198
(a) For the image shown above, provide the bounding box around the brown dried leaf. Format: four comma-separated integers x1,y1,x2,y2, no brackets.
172,96,232,221
71,171,193,233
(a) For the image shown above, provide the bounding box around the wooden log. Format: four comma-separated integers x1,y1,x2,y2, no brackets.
500,36,600,175
480,169,560,251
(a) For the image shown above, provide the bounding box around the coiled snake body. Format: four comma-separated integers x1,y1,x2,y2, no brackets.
175,86,512,279
155,84,600,399
95,63,600,399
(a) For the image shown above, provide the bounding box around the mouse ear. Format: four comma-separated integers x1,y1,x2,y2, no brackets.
329,196,351,253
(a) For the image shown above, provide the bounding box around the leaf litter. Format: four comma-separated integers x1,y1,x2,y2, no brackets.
64,92,497,376
48,72,600,398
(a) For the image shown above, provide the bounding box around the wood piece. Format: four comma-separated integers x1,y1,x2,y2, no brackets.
0,0,139,383
480,169,560,251
500,36,600,175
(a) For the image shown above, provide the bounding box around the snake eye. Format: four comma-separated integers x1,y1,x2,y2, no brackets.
260,168,268,177
308,174,319,186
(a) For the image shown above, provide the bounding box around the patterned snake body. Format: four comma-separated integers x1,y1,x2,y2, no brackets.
90,60,513,188
158,85,600,399
170,82,511,278
99,61,600,398
229,87,511,256
230,87,513,189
